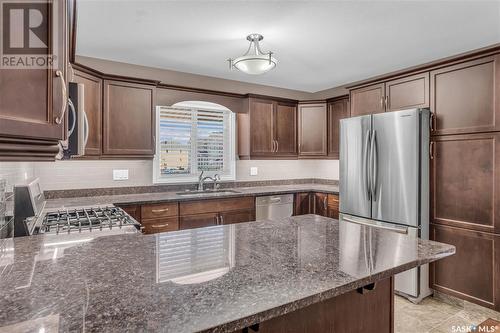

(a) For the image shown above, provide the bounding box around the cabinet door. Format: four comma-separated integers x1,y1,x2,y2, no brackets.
72,69,102,156
431,133,500,234
430,55,500,135
250,99,274,156
0,1,67,142
313,193,328,217
219,209,255,225
257,277,393,333
327,194,340,219
350,83,385,117
294,193,312,215
179,213,218,230
385,73,429,111
430,224,500,311
328,97,350,158
275,102,297,156
103,80,155,156
298,104,327,157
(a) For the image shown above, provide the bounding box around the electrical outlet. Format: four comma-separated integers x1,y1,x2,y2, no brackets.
113,169,129,180
250,167,258,176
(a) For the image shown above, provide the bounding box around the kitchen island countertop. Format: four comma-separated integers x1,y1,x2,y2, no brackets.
0,215,454,332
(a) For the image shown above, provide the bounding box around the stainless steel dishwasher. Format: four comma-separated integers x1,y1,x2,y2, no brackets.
255,194,294,220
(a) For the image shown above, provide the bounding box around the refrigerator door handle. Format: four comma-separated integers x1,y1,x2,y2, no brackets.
370,130,378,201
364,130,372,200
342,215,409,234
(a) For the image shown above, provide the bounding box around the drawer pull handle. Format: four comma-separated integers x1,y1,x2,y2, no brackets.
151,223,169,228
151,208,169,213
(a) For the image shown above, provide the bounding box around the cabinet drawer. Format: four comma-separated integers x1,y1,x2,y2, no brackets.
141,202,178,219
142,217,179,234
179,197,254,215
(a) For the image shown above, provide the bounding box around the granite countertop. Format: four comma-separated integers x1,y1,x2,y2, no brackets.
0,215,454,333
43,183,339,210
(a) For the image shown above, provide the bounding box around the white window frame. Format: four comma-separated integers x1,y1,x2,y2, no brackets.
153,101,236,184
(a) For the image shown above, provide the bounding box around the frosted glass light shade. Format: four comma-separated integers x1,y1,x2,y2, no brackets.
232,55,277,75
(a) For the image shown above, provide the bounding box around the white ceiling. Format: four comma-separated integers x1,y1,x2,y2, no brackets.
76,0,500,92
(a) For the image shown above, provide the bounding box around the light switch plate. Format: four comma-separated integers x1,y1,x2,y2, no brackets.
113,169,129,180
250,167,258,176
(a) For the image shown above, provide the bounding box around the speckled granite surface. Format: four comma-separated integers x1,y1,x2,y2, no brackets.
43,178,338,199
0,215,454,333
43,183,339,210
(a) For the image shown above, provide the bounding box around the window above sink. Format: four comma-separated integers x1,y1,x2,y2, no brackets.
153,101,236,184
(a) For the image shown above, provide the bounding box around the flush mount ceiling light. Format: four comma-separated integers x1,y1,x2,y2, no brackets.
228,34,277,75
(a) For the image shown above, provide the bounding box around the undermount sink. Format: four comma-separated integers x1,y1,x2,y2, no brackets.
176,189,242,196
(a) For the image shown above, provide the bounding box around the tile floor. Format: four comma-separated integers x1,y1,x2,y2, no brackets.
395,295,500,333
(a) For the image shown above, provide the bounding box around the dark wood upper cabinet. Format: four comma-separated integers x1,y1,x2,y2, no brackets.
328,96,350,159
350,83,385,117
103,80,156,156
430,55,500,135
385,72,429,111
72,69,102,156
430,224,500,311
0,0,67,160
350,73,428,117
298,103,327,157
431,132,500,234
249,99,274,156
274,102,297,156
240,97,297,159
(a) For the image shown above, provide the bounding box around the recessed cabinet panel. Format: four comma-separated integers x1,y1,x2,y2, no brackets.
73,70,102,156
298,103,327,157
275,102,297,156
386,73,429,111
250,99,274,156
431,133,500,233
103,80,155,156
350,83,385,117
220,209,255,225
431,56,500,135
328,97,350,158
180,213,218,230
0,1,67,144
430,224,499,309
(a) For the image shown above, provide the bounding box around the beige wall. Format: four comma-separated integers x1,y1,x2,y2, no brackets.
0,159,339,191
76,56,316,101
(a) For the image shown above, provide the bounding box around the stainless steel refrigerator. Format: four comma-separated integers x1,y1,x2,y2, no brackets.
339,108,431,302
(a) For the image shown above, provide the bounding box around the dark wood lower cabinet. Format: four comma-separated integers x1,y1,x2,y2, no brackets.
220,209,255,225
314,193,328,217
119,204,141,221
240,277,394,333
327,194,340,219
294,193,312,215
430,223,500,311
142,217,179,234
180,213,218,230
295,193,339,219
